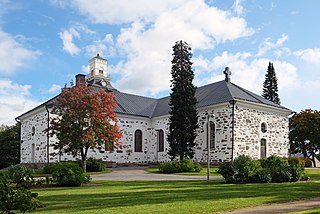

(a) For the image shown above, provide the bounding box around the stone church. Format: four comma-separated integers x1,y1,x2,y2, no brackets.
16,54,292,165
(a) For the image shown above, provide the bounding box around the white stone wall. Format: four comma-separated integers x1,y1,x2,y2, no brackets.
233,102,290,159
20,107,49,163
20,101,290,164
194,105,233,163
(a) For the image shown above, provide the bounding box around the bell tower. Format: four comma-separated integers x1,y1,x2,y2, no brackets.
87,53,112,87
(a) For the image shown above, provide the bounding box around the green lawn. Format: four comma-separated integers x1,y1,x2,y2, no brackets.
146,167,320,179
291,208,320,214
145,167,221,176
31,179,320,214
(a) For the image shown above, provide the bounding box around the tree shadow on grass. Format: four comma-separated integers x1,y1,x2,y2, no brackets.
34,180,320,213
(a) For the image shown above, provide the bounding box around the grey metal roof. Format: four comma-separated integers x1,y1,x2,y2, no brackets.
114,90,158,117
16,79,290,120
115,80,290,118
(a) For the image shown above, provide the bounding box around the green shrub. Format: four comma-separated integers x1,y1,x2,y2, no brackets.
52,162,87,187
43,163,58,174
260,156,291,182
304,158,313,167
250,168,272,183
7,165,34,188
217,162,235,183
289,162,305,182
288,156,305,167
233,155,259,183
86,157,106,172
159,159,201,173
0,171,42,213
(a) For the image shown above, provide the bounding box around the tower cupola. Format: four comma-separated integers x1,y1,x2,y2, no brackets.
87,53,111,87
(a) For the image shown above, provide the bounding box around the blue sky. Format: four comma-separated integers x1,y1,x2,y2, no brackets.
1,0,320,125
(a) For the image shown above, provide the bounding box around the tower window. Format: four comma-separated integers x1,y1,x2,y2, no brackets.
99,70,103,76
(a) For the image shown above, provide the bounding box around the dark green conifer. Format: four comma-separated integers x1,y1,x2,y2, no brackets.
167,40,199,160
262,62,281,105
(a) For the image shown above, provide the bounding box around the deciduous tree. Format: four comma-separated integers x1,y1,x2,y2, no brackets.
289,109,320,167
167,40,199,160
262,62,281,105
50,82,122,172
0,123,20,169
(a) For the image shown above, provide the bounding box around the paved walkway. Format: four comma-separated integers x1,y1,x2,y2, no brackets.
91,167,320,213
91,166,222,181
225,197,320,214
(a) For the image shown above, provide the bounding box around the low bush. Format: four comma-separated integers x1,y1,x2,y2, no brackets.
7,165,34,188
219,155,306,184
0,167,42,213
250,168,272,183
217,162,235,183
233,155,259,183
288,156,306,167
261,156,292,182
159,159,202,173
51,162,87,187
86,157,106,172
304,158,313,167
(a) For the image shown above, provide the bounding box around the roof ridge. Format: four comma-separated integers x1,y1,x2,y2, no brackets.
228,82,264,104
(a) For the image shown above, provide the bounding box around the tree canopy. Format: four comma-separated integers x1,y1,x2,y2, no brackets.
289,109,320,167
167,40,199,160
50,82,122,172
0,123,20,169
262,62,281,105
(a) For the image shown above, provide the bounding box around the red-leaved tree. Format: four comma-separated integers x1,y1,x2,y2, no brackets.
50,82,122,172
290,109,320,167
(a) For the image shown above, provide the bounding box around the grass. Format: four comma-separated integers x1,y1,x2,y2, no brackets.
305,168,320,180
146,166,221,176
291,208,320,214
31,179,320,214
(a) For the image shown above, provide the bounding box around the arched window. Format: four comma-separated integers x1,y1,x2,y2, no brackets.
261,122,267,133
31,126,35,136
134,129,142,152
210,121,215,148
260,139,267,159
158,129,164,152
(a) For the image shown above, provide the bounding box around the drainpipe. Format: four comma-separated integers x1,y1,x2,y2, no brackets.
230,101,236,161
45,104,50,164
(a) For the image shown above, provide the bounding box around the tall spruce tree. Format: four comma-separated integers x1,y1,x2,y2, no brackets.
167,40,199,160
262,62,281,104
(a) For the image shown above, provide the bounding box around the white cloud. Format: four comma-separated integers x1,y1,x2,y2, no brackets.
72,0,188,24
257,34,288,57
58,27,80,55
107,0,253,95
45,84,62,94
84,34,115,57
0,79,40,125
193,51,298,98
0,31,41,75
294,48,320,64
232,0,244,16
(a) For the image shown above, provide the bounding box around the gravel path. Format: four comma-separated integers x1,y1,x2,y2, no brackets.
91,166,222,181
225,197,320,214
91,167,320,213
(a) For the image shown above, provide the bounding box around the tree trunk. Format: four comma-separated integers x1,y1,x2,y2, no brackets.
312,154,317,167
82,158,86,173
